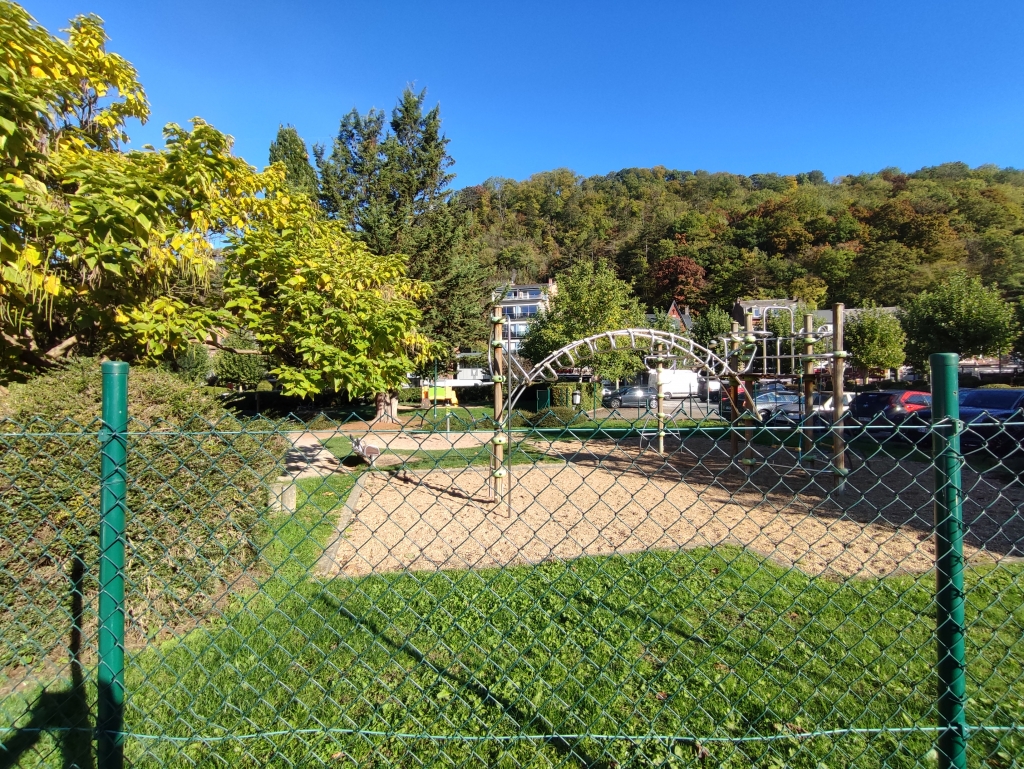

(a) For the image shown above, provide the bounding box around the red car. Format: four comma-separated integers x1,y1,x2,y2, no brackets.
849,390,931,436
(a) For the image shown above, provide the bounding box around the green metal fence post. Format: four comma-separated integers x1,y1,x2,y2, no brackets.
930,352,967,769
98,361,129,769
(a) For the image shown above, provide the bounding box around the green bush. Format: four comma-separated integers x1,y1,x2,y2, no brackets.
537,406,586,427
510,406,586,428
509,410,535,428
453,384,493,405
979,383,1014,389
255,379,275,392
550,383,597,408
172,342,212,383
0,360,287,662
399,386,424,404
213,330,266,390
959,375,983,388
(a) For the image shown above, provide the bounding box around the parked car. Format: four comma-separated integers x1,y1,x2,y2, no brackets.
697,375,721,401
602,385,658,410
812,392,855,420
752,391,801,421
757,380,793,395
717,384,764,421
849,390,931,437
698,376,751,405
906,388,1024,449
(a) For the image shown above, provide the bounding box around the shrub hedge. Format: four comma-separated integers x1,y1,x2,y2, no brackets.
550,383,599,408
510,407,587,428
0,360,287,663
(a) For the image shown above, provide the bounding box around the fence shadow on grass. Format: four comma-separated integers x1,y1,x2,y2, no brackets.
317,591,616,769
0,555,94,769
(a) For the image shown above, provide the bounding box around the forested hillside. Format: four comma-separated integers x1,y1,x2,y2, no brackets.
458,164,1024,313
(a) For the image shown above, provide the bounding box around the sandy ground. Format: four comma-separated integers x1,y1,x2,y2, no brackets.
318,435,1024,579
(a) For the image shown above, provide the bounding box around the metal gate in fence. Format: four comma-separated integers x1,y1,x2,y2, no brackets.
1,355,1022,768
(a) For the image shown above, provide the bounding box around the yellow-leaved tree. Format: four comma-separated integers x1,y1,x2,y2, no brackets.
1,2,432,404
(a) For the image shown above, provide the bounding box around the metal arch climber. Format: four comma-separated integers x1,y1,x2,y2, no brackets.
490,328,749,413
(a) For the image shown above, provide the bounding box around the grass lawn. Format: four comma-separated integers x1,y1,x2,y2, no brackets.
408,406,496,430
321,435,559,469
113,476,1024,768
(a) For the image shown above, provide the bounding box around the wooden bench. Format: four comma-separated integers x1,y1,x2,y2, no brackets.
351,436,381,466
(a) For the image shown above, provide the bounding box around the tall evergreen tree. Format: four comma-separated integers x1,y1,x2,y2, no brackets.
315,88,488,369
268,126,319,198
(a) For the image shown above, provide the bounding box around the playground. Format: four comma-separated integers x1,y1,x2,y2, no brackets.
315,429,1024,580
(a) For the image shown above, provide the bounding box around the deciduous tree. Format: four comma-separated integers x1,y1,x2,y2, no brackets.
845,306,906,376
651,253,707,309
222,182,430,404
518,261,646,382
689,306,733,350
899,271,1020,367
0,4,266,379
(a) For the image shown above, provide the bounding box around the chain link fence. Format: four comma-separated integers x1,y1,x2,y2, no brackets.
1,357,1022,767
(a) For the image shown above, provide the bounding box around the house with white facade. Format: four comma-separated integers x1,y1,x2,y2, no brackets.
491,279,557,353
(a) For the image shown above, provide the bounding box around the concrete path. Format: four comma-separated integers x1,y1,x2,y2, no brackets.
283,431,347,479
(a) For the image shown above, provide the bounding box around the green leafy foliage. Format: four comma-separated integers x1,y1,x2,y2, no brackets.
222,195,430,398
316,88,488,366
459,163,1024,320
845,306,907,374
519,261,647,382
0,360,286,658
899,271,1021,367
171,342,212,383
690,306,733,350
212,330,265,390
0,3,273,379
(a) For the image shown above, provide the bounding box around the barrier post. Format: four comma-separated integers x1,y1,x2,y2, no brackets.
491,315,506,501
801,313,815,463
98,361,128,769
832,303,847,490
930,352,967,769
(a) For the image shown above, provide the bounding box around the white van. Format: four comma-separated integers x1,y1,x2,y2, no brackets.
647,367,700,398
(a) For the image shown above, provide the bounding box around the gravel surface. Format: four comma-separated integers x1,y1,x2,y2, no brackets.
318,435,1024,579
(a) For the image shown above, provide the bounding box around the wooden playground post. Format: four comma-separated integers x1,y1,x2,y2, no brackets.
802,313,815,462
656,344,666,456
832,303,847,491
742,313,755,475
490,314,506,502
729,321,740,461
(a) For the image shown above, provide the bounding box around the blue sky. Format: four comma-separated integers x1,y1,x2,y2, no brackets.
26,0,1024,187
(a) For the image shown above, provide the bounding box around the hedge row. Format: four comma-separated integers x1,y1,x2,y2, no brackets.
0,361,288,663
549,383,600,407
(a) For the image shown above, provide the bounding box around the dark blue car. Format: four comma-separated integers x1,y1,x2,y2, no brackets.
906,388,1024,449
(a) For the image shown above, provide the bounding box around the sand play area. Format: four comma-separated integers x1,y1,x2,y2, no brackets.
317,435,1024,579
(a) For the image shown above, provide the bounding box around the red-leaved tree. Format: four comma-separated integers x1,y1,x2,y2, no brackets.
652,255,708,310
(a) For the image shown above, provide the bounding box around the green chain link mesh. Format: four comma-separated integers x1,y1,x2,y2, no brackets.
2,390,1022,767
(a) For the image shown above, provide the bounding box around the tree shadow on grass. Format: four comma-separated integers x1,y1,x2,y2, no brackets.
0,554,94,769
